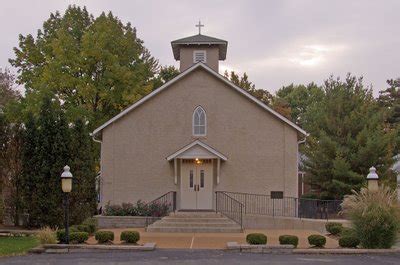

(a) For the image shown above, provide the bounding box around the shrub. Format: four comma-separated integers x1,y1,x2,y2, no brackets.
339,235,360,248
308,234,326,248
325,222,343,235
82,217,98,235
56,227,79,243
95,231,114,244
103,200,170,217
246,233,267,245
340,227,356,237
69,232,89,244
120,231,140,244
341,186,400,249
279,235,299,248
37,227,57,244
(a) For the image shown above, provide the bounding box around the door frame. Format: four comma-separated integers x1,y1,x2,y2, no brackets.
179,158,214,210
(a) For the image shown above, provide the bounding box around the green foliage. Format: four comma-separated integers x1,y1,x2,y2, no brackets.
103,200,170,217
340,227,356,237
308,234,326,248
301,74,397,198
325,222,343,235
276,83,324,125
37,227,57,244
278,235,299,247
81,217,98,235
56,227,79,243
246,233,267,245
9,5,159,129
69,232,89,244
339,235,360,248
378,78,400,126
342,186,400,249
0,199,4,224
120,231,140,244
69,119,97,224
95,231,114,244
152,66,180,90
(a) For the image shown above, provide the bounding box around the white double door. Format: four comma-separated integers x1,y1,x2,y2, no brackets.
180,160,213,210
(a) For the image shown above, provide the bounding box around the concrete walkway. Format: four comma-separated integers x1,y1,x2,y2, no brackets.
87,228,338,249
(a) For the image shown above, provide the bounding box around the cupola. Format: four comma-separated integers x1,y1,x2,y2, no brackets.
171,21,228,72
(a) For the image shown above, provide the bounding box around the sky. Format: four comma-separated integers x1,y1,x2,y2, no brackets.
1,0,399,95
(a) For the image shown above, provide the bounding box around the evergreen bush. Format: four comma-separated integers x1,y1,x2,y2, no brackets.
95,231,114,244
246,233,267,245
69,232,89,244
308,234,326,248
325,222,343,235
339,235,360,248
120,231,140,244
279,235,299,248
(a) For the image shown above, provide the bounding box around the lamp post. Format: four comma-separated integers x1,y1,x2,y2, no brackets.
61,165,73,244
366,166,379,191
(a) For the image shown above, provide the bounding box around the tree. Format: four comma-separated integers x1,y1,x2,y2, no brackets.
303,74,396,198
69,119,97,224
152,65,180,90
0,69,22,225
276,83,324,125
224,70,274,106
9,5,159,129
378,78,400,126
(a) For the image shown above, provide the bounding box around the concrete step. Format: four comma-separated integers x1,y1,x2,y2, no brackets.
161,217,235,223
169,212,222,218
146,211,242,233
153,221,239,228
146,226,242,233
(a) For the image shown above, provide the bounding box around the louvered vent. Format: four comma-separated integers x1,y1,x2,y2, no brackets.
193,50,206,63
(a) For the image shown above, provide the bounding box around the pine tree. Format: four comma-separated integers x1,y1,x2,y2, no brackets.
304,74,396,198
378,78,400,126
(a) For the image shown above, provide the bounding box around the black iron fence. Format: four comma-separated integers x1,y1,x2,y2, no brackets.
222,191,343,220
215,191,244,229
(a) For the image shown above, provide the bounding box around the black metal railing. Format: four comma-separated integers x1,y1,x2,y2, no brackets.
145,191,176,226
222,191,342,220
215,191,244,229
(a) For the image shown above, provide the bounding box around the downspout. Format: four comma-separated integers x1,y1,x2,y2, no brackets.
91,132,102,144
297,134,308,199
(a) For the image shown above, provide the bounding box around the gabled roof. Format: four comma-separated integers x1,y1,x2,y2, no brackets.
171,34,228,60
92,63,308,137
166,140,227,161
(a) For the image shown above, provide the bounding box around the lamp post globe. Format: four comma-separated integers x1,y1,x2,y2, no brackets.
61,165,73,244
367,166,379,191
61,165,73,193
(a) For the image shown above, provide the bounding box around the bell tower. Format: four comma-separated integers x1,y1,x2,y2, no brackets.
171,21,228,72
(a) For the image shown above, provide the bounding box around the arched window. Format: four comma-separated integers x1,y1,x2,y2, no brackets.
193,106,206,136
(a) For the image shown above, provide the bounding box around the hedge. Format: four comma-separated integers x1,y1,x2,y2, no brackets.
56,227,78,243
246,233,267,245
308,234,326,248
120,231,140,244
279,235,299,248
339,235,360,248
325,222,343,235
69,232,89,244
95,231,114,244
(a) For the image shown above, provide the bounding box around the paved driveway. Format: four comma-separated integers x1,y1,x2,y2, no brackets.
1,250,400,265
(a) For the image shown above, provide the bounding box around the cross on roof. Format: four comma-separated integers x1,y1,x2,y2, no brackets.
195,20,204,35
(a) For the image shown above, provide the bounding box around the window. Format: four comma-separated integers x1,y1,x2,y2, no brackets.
200,170,205,188
189,170,194,188
193,50,206,63
270,191,283,199
193,106,206,136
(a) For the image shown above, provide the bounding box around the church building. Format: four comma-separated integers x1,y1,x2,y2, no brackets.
92,25,307,211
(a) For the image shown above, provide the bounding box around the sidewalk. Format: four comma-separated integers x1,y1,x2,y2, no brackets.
86,228,339,249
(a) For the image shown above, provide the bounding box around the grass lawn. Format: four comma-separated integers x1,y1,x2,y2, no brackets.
0,236,39,256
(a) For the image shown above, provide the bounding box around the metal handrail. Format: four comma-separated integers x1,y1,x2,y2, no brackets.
215,191,244,230
145,191,177,227
221,191,342,220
